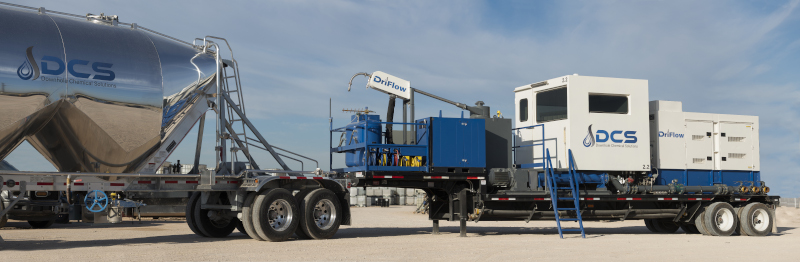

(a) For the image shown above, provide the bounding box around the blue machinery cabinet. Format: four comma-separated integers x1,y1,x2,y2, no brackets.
416,117,486,171
331,115,487,173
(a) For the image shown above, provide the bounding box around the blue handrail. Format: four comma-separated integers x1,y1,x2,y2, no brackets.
330,118,430,172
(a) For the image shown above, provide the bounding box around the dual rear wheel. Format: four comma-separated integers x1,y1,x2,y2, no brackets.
644,202,773,236
187,188,342,242
694,202,773,236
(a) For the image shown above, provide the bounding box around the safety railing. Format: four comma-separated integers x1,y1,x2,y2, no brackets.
330,121,429,173
512,124,546,168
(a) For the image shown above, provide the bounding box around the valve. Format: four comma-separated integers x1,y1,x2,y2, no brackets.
84,190,109,213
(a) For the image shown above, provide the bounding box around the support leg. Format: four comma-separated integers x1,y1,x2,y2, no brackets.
459,219,467,237
432,220,439,235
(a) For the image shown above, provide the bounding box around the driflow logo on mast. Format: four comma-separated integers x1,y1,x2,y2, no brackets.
583,124,638,148
17,46,117,88
367,71,411,100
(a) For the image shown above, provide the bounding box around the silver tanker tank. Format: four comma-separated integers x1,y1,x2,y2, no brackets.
0,6,218,173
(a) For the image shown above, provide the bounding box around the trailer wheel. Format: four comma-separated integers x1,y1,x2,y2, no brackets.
737,203,773,236
644,219,658,233
241,191,264,241
253,188,299,242
193,193,238,238
185,192,206,237
702,202,737,236
653,219,679,233
292,189,317,239
298,188,342,240
694,208,711,235
28,219,55,228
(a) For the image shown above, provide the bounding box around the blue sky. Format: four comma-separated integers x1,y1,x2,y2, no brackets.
4,0,800,197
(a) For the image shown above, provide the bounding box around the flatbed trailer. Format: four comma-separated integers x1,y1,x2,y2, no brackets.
0,2,780,243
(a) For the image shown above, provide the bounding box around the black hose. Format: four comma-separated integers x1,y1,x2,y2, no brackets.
386,96,395,144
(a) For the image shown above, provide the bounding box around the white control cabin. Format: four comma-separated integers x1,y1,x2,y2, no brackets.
514,75,650,172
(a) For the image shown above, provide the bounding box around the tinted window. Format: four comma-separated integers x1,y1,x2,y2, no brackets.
536,87,567,122
519,99,528,122
589,94,628,114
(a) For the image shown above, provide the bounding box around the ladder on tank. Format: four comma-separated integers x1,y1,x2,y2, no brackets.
545,149,586,238
194,37,301,178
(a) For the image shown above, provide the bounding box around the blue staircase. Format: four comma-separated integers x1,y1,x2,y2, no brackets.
544,149,586,238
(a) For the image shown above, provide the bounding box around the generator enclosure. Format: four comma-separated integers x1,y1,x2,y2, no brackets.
514,75,650,171
416,117,486,171
649,100,760,186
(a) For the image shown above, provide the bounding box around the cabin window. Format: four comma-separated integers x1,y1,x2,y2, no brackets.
519,99,528,122
536,87,567,123
589,94,628,114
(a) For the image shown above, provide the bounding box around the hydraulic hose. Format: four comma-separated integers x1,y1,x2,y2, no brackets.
386,96,395,144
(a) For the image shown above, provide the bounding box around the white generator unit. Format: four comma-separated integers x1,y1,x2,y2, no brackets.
514,75,650,172
649,100,760,186
513,74,761,187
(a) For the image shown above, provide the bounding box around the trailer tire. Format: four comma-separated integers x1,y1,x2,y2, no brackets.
737,203,773,236
694,207,711,235
680,223,700,234
28,219,55,228
644,219,658,233
653,219,679,233
293,189,317,239
185,192,207,237
298,188,342,240
241,191,264,241
253,188,299,242
702,202,737,236
193,193,238,238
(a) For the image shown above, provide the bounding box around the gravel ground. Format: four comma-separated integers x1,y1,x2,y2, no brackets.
1,206,798,261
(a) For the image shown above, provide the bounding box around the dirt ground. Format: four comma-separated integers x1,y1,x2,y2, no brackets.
1,206,799,261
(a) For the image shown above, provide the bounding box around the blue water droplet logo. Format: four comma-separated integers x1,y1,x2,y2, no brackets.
583,124,595,147
17,59,33,80
17,46,40,81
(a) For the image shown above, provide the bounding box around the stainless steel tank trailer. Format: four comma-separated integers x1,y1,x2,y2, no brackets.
0,2,780,243
0,2,344,242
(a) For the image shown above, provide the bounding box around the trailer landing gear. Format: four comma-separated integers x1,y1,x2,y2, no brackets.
459,219,467,237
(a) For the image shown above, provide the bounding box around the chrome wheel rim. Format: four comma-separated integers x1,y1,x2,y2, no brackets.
268,199,293,231
715,208,734,231
314,199,336,230
752,209,769,231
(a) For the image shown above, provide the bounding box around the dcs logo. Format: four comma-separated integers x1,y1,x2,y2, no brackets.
17,46,115,81
583,124,637,147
